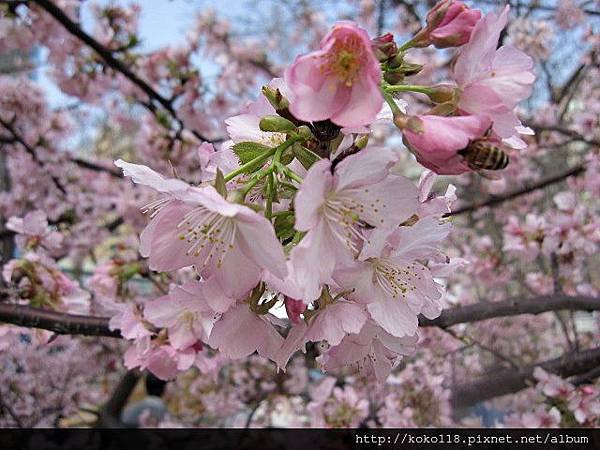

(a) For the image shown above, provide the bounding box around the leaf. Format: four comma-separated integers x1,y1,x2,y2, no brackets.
214,168,227,197
232,141,271,166
293,144,321,170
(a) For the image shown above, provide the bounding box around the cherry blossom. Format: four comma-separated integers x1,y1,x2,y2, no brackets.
285,21,383,127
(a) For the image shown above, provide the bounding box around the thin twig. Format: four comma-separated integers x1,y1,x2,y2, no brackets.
31,0,214,143
446,164,586,217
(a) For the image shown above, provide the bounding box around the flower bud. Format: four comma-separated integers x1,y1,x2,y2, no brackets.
295,125,313,141
261,85,289,111
393,112,424,134
401,114,492,175
426,0,481,48
371,32,398,62
259,115,296,132
354,134,369,149
425,84,459,103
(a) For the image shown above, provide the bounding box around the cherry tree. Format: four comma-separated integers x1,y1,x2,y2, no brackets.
0,0,598,428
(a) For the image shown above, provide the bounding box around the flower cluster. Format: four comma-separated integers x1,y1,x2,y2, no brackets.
505,368,600,427
111,2,534,382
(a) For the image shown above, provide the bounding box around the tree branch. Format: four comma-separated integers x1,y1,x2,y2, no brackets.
96,370,141,427
452,346,600,409
0,302,120,338
69,157,123,178
420,295,600,328
1,295,597,339
0,116,122,180
530,124,600,147
31,0,213,143
446,164,586,217
0,116,67,194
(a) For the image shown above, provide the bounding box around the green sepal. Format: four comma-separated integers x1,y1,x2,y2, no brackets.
293,144,321,170
214,168,227,197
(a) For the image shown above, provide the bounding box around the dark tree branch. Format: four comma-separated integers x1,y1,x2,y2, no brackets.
96,370,141,427
446,164,586,217
376,0,386,36
571,365,600,387
69,157,123,178
0,116,122,181
0,116,67,194
0,302,120,338
1,295,597,339
420,295,600,328
452,346,600,409
530,124,600,147
31,0,213,143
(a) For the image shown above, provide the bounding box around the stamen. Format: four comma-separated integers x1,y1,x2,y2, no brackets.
319,34,366,86
373,259,423,300
176,206,237,267
141,196,170,218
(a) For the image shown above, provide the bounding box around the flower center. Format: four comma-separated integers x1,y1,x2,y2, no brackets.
373,258,421,300
177,206,236,269
323,193,366,253
321,34,366,87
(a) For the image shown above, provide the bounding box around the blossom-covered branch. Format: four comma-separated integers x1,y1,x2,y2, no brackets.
29,0,214,143
453,346,600,409
0,114,122,179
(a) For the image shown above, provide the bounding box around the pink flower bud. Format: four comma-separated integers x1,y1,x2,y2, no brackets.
402,114,492,175
427,0,481,48
285,296,306,324
371,32,398,62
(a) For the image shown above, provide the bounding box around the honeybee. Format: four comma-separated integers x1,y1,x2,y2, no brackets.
458,138,510,171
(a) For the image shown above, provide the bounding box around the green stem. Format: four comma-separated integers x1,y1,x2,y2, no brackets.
385,84,433,95
382,89,402,116
397,38,419,53
275,163,303,184
239,169,266,198
272,210,294,218
224,138,298,183
223,147,277,182
265,173,274,219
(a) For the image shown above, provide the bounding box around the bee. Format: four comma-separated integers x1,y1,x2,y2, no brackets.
458,138,510,172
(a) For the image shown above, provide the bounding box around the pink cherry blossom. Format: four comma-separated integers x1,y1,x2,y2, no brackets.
124,342,196,380
290,146,418,301
307,377,369,427
335,217,449,337
453,5,535,148
144,282,221,350
319,320,418,383
116,160,287,298
6,210,63,252
276,299,368,368
417,170,457,217
109,304,153,340
285,21,383,127
208,302,284,362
